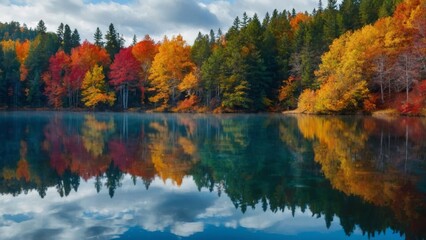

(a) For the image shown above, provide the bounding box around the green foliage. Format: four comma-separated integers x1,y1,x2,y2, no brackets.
191,32,211,67
105,23,120,59
0,0,412,111
94,27,104,47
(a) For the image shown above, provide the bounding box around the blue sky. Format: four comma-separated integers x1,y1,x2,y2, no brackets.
0,0,323,44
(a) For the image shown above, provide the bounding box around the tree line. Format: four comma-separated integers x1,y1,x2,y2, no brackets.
0,0,424,113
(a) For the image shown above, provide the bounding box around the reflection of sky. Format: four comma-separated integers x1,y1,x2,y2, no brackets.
0,176,403,240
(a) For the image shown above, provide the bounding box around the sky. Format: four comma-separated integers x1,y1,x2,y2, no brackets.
0,0,323,45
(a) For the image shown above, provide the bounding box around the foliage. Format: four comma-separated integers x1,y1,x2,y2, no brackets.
81,64,115,108
148,35,195,108
0,0,422,112
109,47,140,109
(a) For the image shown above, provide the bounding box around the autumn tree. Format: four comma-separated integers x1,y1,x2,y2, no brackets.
15,40,30,81
69,41,110,107
149,35,196,109
42,50,70,108
81,64,115,108
109,47,140,109
132,35,158,104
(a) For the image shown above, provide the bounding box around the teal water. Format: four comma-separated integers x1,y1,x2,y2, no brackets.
0,112,425,239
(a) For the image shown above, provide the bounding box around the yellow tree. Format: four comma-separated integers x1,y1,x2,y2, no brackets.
149,35,196,109
312,25,378,113
81,64,115,108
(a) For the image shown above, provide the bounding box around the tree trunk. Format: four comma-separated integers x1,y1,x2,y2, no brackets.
405,54,409,103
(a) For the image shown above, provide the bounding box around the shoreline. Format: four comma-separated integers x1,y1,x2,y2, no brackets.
1,107,426,117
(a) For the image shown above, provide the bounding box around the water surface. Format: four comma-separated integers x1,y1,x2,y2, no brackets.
0,112,425,239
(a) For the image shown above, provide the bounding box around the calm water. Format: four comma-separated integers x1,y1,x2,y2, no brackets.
0,112,425,240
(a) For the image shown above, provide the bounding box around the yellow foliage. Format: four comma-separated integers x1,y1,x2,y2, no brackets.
148,121,198,186
149,35,196,106
81,64,116,108
1,39,16,51
82,115,115,157
297,89,316,113
178,71,199,94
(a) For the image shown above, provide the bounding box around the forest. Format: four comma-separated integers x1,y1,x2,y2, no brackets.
0,0,424,113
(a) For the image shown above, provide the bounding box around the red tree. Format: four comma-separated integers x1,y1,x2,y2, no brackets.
43,50,71,108
132,35,158,104
109,47,140,109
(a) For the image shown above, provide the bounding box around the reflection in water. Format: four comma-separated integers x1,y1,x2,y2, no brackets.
0,112,425,239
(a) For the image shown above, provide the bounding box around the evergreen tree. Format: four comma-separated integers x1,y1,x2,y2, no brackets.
25,33,59,106
94,27,104,47
191,32,211,67
242,12,249,27
201,46,224,107
36,20,46,34
27,71,41,107
318,0,324,12
131,34,137,46
210,29,216,45
71,29,80,48
0,45,5,106
323,0,340,45
105,23,120,59
56,23,64,46
3,49,20,107
63,24,72,54
340,0,360,32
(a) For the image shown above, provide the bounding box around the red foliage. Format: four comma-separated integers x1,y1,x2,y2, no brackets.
176,95,198,112
399,101,422,115
43,50,71,108
419,80,426,95
132,35,158,64
132,35,158,101
109,47,140,87
70,41,110,91
109,140,134,170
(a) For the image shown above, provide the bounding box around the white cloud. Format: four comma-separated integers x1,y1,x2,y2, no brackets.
171,222,204,237
0,175,385,239
0,0,324,44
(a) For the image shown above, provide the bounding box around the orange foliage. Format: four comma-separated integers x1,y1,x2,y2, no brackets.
15,40,30,81
363,94,378,112
70,41,110,92
175,95,198,112
16,141,30,182
149,121,198,186
290,13,311,30
149,35,196,107
295,115,426,231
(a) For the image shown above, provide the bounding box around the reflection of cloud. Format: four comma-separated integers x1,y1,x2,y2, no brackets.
171,222,204,237
0,175,401,239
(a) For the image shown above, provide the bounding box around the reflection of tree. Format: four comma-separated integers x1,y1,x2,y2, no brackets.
149,119,199,186
81,115,115,157
0,113,425,239
296,115,426,238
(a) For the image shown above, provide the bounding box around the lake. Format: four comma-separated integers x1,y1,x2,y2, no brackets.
0,112,425,240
